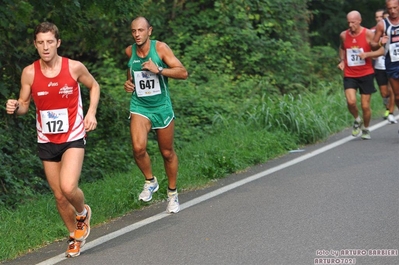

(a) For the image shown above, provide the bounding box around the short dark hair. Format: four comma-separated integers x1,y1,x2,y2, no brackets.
34,22,60,41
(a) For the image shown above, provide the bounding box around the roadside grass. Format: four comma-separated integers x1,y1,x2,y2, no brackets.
0,86,387,262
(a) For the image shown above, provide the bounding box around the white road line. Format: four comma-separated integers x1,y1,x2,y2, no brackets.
36,117,397,265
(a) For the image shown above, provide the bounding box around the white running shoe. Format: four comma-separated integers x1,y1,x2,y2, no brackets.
139,177,159,202
387,114,397,124
361,129,371,140
166,190,180,213
352,119,363,137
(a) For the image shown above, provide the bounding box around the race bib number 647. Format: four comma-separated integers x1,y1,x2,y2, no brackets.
134,70,161,97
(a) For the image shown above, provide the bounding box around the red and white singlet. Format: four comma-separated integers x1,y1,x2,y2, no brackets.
31,57,85,143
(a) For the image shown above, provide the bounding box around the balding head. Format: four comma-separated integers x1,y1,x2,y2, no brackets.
386,0,399,19
347,10,362,21
130,16,153,47
387,0,399,5
346,10,362,34
131,17,151,29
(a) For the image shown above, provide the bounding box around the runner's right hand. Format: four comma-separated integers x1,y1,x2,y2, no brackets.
6,99,19,114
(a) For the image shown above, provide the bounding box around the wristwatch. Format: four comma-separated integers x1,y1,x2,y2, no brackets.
157,66,163,75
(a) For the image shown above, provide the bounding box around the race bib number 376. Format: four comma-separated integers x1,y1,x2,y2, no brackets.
346,48,365,67
40,108,69,134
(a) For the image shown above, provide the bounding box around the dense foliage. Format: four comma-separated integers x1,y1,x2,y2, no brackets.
308,0,390,48
0,0,380,208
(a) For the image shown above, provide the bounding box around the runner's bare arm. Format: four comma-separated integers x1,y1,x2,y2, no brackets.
359,47,384,60
156,42,188,80
6,64,34,115
337,31,346,71
370,21,385,50
70,59,100,131
124,45,135,92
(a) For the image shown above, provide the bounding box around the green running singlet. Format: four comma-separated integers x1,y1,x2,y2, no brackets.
127,40,174,129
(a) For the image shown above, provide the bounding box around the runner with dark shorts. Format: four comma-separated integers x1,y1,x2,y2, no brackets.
370,8,397,123
371,0,399,134
5,22,100,257
338,11,376,140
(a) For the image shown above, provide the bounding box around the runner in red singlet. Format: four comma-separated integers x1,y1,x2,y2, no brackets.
337,11,376,140
5,22,100,258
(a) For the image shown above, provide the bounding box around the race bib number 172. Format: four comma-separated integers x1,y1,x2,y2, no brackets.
40,108,69,134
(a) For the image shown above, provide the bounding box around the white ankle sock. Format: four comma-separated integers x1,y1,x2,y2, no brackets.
77,207,87,216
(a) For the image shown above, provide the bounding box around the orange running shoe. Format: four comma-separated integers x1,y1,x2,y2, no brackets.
65,237,85,257
74,204,91,241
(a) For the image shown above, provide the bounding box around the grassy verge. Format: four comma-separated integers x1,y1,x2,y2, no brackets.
0,86,387,262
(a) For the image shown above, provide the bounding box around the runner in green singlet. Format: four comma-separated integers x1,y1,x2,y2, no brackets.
124,16,188,213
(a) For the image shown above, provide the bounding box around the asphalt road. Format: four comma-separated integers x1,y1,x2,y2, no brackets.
4,117,399,265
